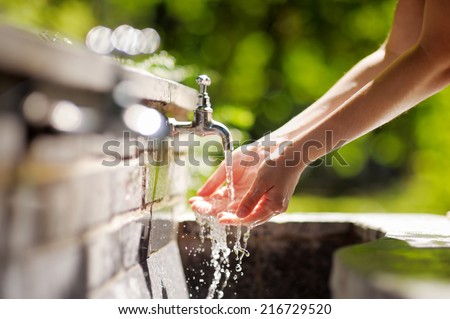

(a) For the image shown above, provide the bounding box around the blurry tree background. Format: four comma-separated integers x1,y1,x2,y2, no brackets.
1,0,449,214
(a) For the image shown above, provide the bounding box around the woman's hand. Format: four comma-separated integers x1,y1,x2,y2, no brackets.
189,141,305,226
189,143,266,219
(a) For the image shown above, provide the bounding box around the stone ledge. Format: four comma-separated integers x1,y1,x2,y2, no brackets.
272,213,450,298
331,237,450,298
178,212,450,298
121,66,196,112
85,230,121,291
0,25,197,111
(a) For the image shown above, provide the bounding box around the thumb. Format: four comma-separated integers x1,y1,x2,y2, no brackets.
236,181,267,218
198,162,226,196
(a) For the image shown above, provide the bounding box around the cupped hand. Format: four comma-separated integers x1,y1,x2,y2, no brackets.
189,142,305,226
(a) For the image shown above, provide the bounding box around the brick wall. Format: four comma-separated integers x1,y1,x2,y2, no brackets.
0,125,190,298
0,26,197,298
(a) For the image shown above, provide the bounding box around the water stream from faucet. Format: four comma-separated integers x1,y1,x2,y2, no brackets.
191,148,252,299
224,149,235,205
223,149,251,274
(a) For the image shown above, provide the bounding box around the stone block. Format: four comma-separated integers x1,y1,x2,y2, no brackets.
119,220,142,269
89,264,151,299
0,191,6,257
77,171,112,229
37,171,112,240
0,114,25,165
0,115,24,256
111,159,143,215
29,134,112,163
331,236,450,298
8,186,42,253
85,230,121,290
330,254,390,298
146,241,188,299
1,241,85,298
149,213,176,254
10,167,113,251
100,133,143,164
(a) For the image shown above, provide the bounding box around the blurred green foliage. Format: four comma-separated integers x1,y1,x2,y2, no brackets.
1,0,449,214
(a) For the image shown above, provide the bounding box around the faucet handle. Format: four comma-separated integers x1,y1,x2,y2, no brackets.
196,74,212,109
196,75,211,91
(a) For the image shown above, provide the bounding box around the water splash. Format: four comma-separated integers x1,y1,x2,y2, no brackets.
233,226,251,275
193,213,252,299
190,148,253,298
194,214,231,299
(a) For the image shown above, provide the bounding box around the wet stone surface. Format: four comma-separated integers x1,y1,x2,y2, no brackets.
89,264,151,299
119,220,142,269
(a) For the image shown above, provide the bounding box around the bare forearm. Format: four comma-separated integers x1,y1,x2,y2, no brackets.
272,46,398,140
290,45,450,165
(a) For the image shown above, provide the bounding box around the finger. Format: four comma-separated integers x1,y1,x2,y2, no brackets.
190,193,230,217
236,181,268,218
218,204,275,226
218,212,241,225
241,200,279,226
190,200,213,215
189,196,204,204
210,186,228,199
198,162,226,196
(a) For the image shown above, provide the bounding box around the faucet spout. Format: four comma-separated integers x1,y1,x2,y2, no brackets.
209,120,233,153
168,75,233,154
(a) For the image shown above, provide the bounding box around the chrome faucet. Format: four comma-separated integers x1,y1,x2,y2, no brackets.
168,75,233,154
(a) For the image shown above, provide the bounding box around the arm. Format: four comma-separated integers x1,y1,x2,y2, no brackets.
288,0,450,165
232,0,450,223
272,0,425,141
191,0,448,226
198,0,425,196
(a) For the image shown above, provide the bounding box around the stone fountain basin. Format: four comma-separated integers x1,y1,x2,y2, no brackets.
177,213,450,298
